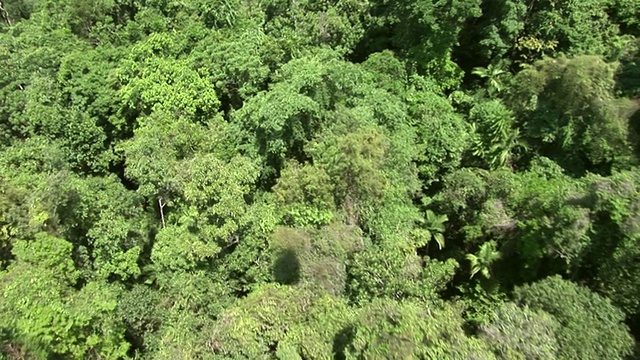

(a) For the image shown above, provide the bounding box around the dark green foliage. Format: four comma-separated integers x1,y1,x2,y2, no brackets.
459,0,625,68
463,0,528,64
363,0,482,89
506,56,637,174
616,39,640,97
469,99,526,168
516,0,621,60
582,170,640,321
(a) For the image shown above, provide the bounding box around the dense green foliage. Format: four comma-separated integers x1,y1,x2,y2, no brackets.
1,0,640,359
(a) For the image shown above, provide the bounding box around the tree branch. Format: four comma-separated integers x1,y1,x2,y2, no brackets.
0,1,12,26
158,196,166,229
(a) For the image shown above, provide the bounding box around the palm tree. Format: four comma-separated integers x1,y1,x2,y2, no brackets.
414,210,448,250
466,241,501,279
472,62,509,95
423,210,448,250
470,99,528,169
488,128,529,168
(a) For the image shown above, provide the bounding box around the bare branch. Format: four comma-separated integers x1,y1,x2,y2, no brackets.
0,1,12,26
158,197,166,229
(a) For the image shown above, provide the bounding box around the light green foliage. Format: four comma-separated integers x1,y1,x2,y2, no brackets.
208,284,354,359
506,161,590,276
258,0,371,57
1,42,114,172
144,271,233,359
345,298,495,359
56,45,128,133
106,0,236,47
307,103,421,240
310,123,391,224
141,142,261,278
415,209,448,250
190,23,271,104
405,74,471,184
118,32,221,118
274,161,335,227
231,52,332,173
17,89,113,172
0,234,128,359
0,137,152,279
2,0,639,357
0,12,89,146
147,311,211,360
177,154,259,235
119,112,204,198
236,50,425,239
232,50,385,173
151,225,220,272
10,233,80,282
119,110,253,213
278,293,354,360
133,0,239,28
28,0,118,38
479,302,560,360
0,139,65,240
466,240,501,279
270,224,363,295
514,276,634,359
213,194,281,293
348,240,457,304
64,175,150,280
